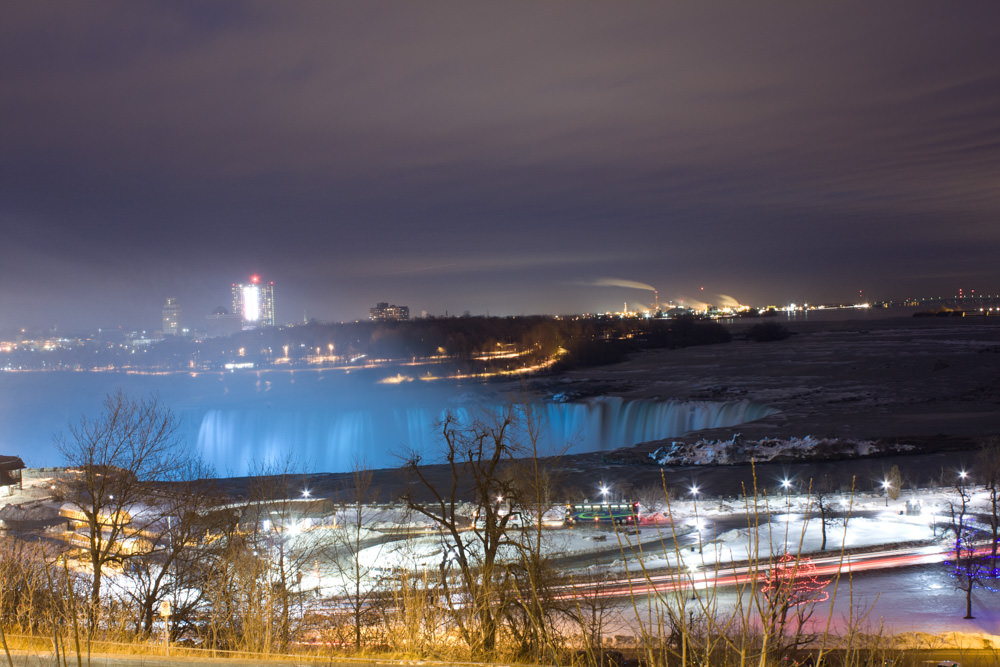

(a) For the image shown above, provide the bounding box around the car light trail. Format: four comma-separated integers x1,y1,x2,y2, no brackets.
553,542,954,601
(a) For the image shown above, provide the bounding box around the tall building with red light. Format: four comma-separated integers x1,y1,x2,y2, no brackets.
232,275,276,329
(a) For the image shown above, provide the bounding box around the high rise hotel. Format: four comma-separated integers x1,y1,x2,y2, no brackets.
232,275,276,329
161,297,182,335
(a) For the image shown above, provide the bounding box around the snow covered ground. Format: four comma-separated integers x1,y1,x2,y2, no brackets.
649,433,917,465
5,470,998,645
307,486,998,638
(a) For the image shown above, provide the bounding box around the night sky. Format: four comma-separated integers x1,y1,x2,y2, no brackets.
3,2,1000,331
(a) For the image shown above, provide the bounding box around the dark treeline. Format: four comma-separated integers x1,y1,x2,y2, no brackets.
2,316,732,372
554,316,732,370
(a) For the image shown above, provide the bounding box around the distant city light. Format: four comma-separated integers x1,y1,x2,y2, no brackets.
242,284,260,322
232,275,275,329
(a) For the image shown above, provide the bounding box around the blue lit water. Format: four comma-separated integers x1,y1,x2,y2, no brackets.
0,369,776,474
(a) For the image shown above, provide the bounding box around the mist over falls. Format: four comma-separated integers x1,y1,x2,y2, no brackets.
195,396,777,473
0,370,776,474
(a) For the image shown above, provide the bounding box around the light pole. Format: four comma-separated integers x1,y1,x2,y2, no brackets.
780,478,793,543
690,484,702,555
780,477,794,514
881,479,892,507
599,484,610,525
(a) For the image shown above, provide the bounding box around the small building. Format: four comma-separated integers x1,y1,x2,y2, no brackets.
59,501,156,556
0,455,25,496
370,302,410,322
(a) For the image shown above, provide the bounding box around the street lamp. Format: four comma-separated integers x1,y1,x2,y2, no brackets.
690,484,703,555
780,478,793,512
780,478,793,542
881,479,892,507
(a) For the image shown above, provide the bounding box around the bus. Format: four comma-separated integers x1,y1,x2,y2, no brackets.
564,501,640,526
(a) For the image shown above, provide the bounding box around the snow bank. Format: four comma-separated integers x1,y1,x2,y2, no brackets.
650,433,916,465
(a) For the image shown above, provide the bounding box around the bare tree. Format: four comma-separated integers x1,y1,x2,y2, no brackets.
977,439,1000,568
809,474,852,551
633,482,668,515
567,572,619,665
55,391,186,626
759,551,830,657
948,478,991,619
0,538,68,667
199,524,268,652
160,502,242,643
381,567,447,655
114,461,224,637
0,537,62,636
495,419,565,663
196,510,263,652
327,464,382,650
402,406,544,658
216,463,325,653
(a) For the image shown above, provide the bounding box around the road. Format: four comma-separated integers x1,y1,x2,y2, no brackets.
555,538,953,601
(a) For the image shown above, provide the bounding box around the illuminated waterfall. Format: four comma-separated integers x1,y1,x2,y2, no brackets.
0,371,775,473
195,396,777,474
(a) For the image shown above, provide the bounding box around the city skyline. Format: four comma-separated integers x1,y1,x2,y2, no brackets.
4,270,1000,337
3,3,1000,331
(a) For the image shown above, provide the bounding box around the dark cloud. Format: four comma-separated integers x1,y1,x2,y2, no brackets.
2,2,1000,329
